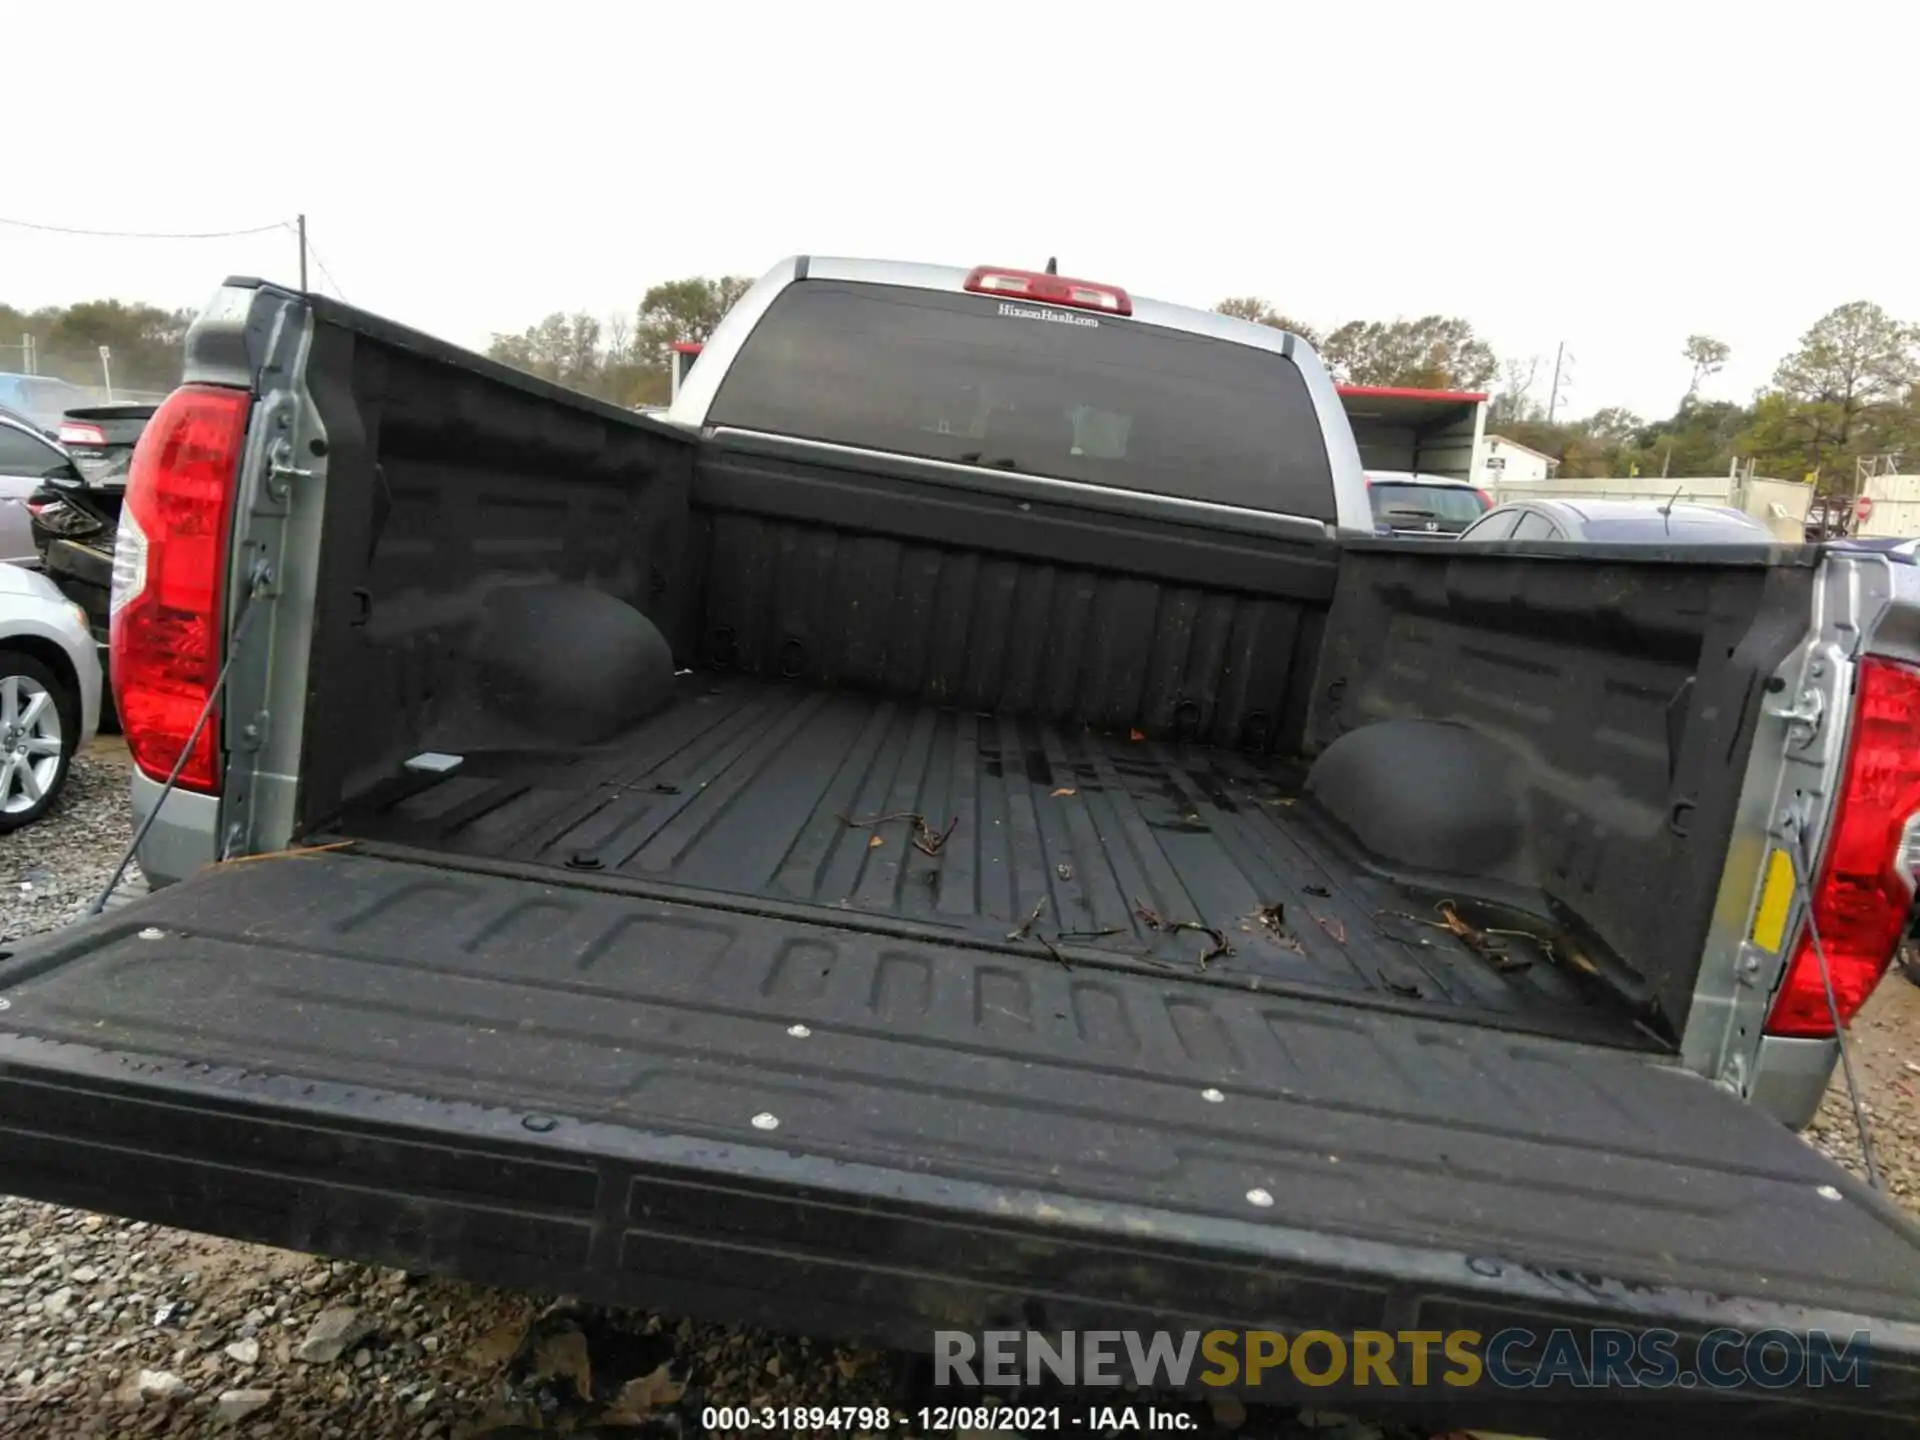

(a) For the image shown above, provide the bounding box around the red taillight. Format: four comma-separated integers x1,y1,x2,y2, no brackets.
58,420,108,447
1475,488,1494,511
1765,657,1920,1038
963,265,1133,316
110,385,250,793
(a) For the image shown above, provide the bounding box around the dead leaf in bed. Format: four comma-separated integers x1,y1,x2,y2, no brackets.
1308,909,1347,945
1051,787,1077,797
1252,903,1306,954
868,835,884,848
1436,900,1532,973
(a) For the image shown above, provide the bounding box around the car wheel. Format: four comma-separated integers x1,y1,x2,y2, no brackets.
0,652,76,832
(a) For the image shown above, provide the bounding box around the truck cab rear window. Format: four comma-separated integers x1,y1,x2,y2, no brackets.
707,280,1336,521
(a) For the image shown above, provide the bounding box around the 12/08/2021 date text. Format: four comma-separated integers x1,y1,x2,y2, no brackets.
699,1403,1199,1432
915,1404,1197,1431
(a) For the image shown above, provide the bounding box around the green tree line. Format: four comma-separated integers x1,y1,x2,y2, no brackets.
485,276,751,409
502,276,1920,496
1215,295,1920,494
0,300,194,394
19,276,1913,501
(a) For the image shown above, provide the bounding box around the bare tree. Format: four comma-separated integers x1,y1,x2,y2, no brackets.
1683,334,1731,401
1491,355,1540,425
1213,298,1322,349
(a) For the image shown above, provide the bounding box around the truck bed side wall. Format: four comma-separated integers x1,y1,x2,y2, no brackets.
298,320,702,823
1306,545,1814,1034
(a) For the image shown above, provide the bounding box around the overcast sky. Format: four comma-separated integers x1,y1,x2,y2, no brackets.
5,2,1914,421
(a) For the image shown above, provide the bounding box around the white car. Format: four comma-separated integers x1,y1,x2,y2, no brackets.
0,562,102,830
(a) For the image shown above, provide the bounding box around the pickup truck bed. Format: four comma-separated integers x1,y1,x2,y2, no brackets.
336,673,1645,1047
8,278,1920,1435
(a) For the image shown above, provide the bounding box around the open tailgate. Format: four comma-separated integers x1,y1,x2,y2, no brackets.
1,853,1917,1434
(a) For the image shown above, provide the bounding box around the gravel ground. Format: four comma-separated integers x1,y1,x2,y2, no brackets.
1804,957,1920,1208
0,744,143,934
3,748,1916,1439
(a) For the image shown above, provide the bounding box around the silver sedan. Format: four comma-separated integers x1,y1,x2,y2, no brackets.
0,562,102,829
1460,496,1775,543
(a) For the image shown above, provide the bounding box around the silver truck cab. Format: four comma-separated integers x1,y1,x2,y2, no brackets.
668,255,1378,538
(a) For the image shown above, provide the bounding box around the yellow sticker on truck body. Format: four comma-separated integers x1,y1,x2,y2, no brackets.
1750,847,1797,954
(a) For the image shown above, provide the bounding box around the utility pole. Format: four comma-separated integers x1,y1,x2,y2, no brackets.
1545,340,1570,424
297,213,309,292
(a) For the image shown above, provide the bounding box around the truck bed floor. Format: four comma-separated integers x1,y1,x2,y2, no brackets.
339,676,1642,1047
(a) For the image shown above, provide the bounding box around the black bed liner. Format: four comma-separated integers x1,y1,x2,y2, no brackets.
0,854,1917,1434
337,675,1646,1048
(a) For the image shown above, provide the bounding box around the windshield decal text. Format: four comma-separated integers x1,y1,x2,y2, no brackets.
997,302,1100,329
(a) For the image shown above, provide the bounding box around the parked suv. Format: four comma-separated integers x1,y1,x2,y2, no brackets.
1364,469,1491,536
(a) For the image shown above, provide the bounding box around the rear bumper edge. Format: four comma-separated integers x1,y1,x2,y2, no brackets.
127,770,218,887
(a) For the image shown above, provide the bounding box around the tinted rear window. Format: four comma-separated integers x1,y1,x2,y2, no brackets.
1368,482,1487,524
708,281,1336,520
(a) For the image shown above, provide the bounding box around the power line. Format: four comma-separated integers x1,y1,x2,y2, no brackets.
4,208,347,302
0,214,290,240
297,228,349,303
